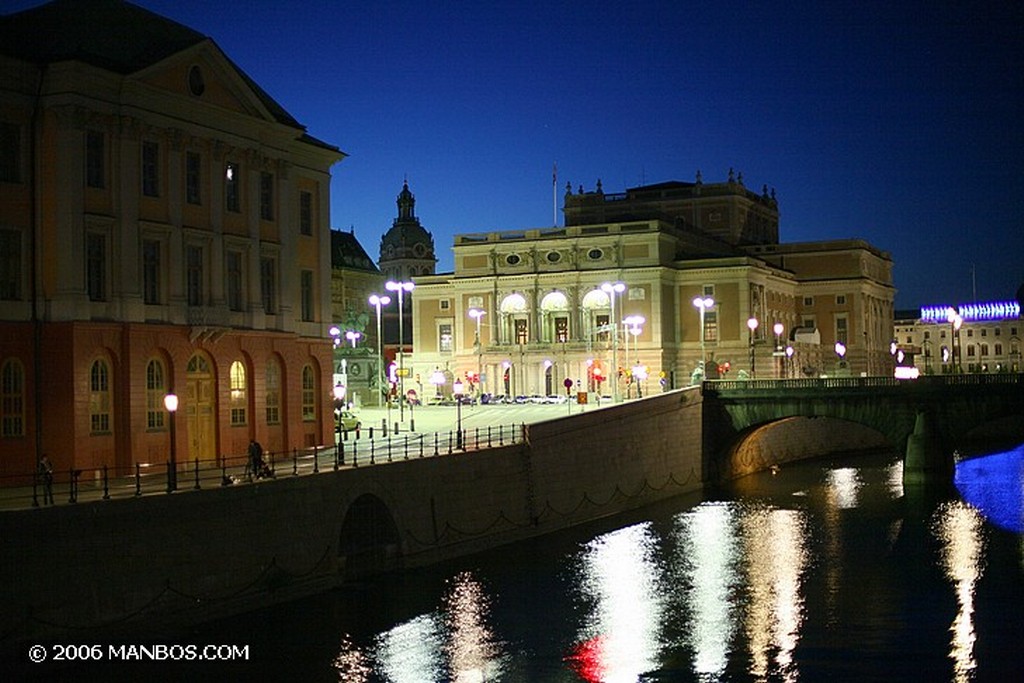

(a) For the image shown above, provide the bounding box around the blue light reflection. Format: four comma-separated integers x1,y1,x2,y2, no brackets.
954,444,1024,533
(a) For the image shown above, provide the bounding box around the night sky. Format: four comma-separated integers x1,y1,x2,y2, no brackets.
8,0,1024,309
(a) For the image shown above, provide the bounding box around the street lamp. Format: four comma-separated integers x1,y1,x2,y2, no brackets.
773,322,784,379
785,345,794,378
345,330,361,348
747,317,759,378
368,293,391,406
469,308,486,396
332,384,345,448
602,282,626,402
692,296,714,379
946,308,963,373
386,280,415,420
163,392,178,492
835,341,847,375
453,378,464,450
430,367,446,398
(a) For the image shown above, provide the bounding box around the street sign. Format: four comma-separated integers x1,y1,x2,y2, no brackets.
396,368,411,377
563,378,573,389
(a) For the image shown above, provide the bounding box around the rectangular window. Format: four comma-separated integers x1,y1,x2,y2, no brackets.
515,318,528,344
836,316,848,345
555,317,569,343
266,361,281,425
141,140,159,197
261,257,276,314
186,245,203,307
299,190,312,235
225,162,240,212
1,360,25,437
260,172,274,220
0,229,21,300
440,299,450,310
300,270,314,321
804,296,814,307
836,294,846,305
226,250,243,312
86,232,106,302
0,122,20,183
142,239,161,305
186,151,201,205
86,130,105,189
703,311,718,342
702,284,715,297
439,323,453,352
596,314,610,342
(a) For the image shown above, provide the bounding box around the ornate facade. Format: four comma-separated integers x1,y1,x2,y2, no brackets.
410,175,895,399
0,0,343,479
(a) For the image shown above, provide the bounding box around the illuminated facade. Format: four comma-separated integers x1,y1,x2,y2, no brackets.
894,299,1022,374
329,229,383,406
409,175,896,398
0,1,343,479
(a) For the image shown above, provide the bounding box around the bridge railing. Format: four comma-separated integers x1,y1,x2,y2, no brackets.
706,373,1023,392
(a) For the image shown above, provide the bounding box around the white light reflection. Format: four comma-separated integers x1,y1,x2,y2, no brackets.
676,502,741,679
332,634,372,682
443,571,506,682
934,500,986,683
885,459,905,499
827,468,862,509
373,613,445,683
742,506,808,683
568,522,665,683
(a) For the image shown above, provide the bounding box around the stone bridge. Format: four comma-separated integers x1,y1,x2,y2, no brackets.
700,374,1024,483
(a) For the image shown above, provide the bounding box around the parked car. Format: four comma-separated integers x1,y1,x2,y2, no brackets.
338,410,361,431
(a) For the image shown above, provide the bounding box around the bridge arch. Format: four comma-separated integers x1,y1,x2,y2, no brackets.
721,416,891,480
338,493,402,580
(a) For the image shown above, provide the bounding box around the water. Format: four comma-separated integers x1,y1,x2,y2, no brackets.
27,446,1024,682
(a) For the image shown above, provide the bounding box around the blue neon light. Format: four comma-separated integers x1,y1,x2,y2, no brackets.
920,300,1020,323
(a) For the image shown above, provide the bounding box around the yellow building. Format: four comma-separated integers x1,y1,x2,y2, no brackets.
410,175,895,399
0,1,343,480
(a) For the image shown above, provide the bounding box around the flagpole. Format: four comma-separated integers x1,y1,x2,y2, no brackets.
552,161,557,227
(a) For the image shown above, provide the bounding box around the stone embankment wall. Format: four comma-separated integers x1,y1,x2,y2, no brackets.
1,389,706,642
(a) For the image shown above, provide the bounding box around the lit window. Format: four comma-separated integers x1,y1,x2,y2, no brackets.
230,361,247,426
146,359,165,429
301,365,316,421
266,358,281,425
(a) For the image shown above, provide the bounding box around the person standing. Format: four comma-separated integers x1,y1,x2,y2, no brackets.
248,440,264,480
38,455,54,505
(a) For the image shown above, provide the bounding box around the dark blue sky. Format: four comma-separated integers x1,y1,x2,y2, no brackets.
10,0,1024,309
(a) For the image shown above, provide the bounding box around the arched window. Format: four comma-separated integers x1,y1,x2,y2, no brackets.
540,291,570,343
1,359,25,437
581,289,612,342
90,359,111,434
146,359,166,429
301,364,316,421
499,293,529,345
229,360,247,426
266,357,281,425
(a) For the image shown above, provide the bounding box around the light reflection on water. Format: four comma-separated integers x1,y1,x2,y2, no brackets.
319,446,1023,682
933,501,985,683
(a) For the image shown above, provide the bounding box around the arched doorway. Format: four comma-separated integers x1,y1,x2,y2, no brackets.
186,353,217,463
338,494,401,580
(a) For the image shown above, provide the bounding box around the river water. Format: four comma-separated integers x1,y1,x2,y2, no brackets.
37,445,1024,682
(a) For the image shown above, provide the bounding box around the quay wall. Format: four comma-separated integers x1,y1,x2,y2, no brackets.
1,389,706,643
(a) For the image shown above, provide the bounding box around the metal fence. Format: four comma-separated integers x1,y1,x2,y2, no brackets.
0,423,527,511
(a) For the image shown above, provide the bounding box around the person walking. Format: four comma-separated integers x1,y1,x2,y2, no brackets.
248,440,264,480
38,455,54,505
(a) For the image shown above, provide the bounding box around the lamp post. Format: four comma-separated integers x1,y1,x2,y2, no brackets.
368,293,391,406
386,280,415,420
692,296,714,379
772,322,785,379
835,340,847,375
623,315,644,398
453,378,464,450
345,330,361,348
163,393,178,492
332,384,345,448
785,345,794,378
602,282,625,402
747,317,759,378
430,367,446,399
469,308,486,396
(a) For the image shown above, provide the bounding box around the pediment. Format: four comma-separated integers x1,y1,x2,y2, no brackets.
130,39,294,128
